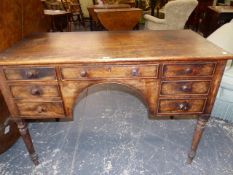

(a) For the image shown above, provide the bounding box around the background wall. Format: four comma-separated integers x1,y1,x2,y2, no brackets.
0,0,48,52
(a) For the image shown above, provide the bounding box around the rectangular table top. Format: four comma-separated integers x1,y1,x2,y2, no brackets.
0,30,231,66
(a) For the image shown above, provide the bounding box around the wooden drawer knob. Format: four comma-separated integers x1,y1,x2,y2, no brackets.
80,70,87,77
131,68,139,76
178,102,190,111
26,70,38,79
184,67,193,74
31,87,42,96
36,105,47,113
181,85,191,92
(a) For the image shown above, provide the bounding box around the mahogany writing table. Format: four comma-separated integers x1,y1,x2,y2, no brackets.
0,30,231,165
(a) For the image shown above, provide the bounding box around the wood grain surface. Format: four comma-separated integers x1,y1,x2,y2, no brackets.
0,0,48,52
0,30,231,65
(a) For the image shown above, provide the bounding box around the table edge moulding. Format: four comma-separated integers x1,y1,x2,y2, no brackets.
0,30,232,166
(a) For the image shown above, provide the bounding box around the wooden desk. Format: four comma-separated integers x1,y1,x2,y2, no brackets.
201,6,233,37
87,4,131,30
94,8,142,30
0,30,231,166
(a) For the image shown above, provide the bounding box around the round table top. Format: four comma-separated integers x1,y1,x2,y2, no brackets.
44,10,71,16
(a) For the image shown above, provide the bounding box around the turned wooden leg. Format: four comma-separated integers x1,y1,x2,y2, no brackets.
187,115,210,164
16,119,39,166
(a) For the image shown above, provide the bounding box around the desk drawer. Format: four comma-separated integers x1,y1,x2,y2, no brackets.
158,99,206,114
61,65,158,79
10,84,60,99
160,81,211,95
4,67,56,80
162,63,216,77
16,101,65,117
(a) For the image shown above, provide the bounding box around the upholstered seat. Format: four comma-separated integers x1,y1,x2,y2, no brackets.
207,19,233,70
208,20,233,122
144,0,198,30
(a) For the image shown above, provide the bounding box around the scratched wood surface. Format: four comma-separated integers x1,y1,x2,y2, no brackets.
0,30,232,65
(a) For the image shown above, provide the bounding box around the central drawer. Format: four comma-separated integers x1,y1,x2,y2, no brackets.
16,101,65,118
61,65,158,79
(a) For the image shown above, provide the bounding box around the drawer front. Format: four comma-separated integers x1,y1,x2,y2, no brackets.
61,65,158,79
160,81,211,95
10,85,60,98
162,63,216,77
158,99,206,114
4,67,56,80
16,101,65,117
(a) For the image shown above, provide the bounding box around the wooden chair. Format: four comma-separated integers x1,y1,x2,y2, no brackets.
42,1,71,32
61,0,86,30
150,0,168,16
185,0,214,31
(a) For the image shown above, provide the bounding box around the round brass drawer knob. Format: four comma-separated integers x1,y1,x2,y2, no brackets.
36,105,47,113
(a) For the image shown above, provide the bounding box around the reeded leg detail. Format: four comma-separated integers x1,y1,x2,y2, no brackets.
16,119,39,166
187,115,210,164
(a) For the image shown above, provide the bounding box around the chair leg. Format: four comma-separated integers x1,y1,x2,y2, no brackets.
77,15,86,30
66,15,71,32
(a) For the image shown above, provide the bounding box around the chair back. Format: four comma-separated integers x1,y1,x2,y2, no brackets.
164,0,198,29
207,20,233,70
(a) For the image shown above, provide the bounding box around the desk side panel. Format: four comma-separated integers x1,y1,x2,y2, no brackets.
204,60,227,114
0,67,19,117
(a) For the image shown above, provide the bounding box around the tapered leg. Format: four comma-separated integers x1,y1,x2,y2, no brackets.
187,115,210,164
16,119,39,166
